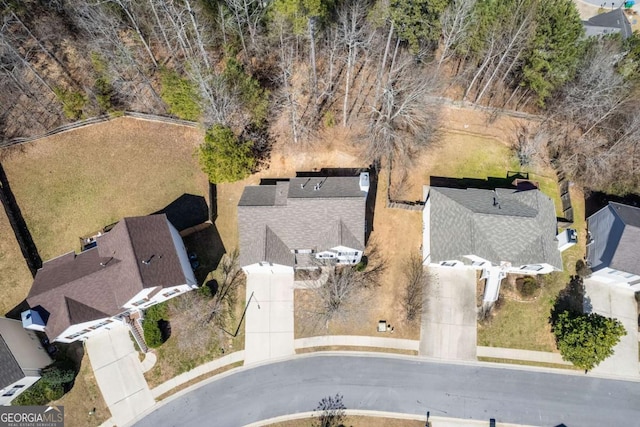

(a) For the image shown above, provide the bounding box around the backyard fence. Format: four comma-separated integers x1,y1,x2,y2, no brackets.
0,111,199,149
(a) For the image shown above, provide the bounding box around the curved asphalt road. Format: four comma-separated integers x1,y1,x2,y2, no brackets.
133,354,640,427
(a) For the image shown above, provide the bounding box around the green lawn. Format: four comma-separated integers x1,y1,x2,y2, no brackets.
421,130,562,216
477,185,587,352
416,130,579,352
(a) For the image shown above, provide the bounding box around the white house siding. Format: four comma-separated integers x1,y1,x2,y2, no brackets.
0,375,41,406
333,245,362,265
54,318,118,343
422,186,431,265
591,267,640,288
168,221,197,287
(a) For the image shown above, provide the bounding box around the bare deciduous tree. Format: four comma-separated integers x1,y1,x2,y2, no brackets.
402,252,428,323
312,394,346,427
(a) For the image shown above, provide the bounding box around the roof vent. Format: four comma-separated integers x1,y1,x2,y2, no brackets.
142,255,156,265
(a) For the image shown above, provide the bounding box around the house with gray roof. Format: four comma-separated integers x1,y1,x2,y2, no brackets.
0,317,51,405
423,185,563,288
238,172,370,273
583,8,632,40
21,214,197,343
587,202,640,289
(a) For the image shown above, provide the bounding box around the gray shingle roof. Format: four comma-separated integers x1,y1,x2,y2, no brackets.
238,175,367,267
587,202,640,275
430,187,562,270
0,335,23,390
27,214,188,341
583,8,632,39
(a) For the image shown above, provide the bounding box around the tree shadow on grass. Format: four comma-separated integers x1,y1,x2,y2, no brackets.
550,275,585,326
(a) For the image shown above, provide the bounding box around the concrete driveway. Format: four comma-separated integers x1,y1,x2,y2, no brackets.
584,278,639,378
420,266,477,360
85,324,154,426
244,270,295,365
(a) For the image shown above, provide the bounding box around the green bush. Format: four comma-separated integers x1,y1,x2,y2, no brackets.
143,319,163,348
516,276,540,297
223,58,269,126
12,365,75,406
160,68,201,121
198,124,255,184
91,53,115,112
54,87,87,120
143,302,169,348
145,302,168,322
355,257,368,272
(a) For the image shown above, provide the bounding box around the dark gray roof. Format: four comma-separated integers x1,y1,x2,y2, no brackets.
430,187,563,270
583,8,632,39
238,175,367,267
587,202,640,275
0,335,24,390
28,214,188,341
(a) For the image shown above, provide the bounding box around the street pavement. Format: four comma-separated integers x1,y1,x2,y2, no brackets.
131,354,640,427
585,279,639,378
244,270,295,365
420,266,477,360
86,324,154,426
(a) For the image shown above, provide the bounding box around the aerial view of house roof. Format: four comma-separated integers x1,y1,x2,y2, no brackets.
429,186,563,270
0,333,24,393
26,214,189,340
587,202,640,275
237,175,368,268
583,8,632,39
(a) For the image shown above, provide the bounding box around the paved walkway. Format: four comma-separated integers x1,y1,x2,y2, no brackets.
86,324,154,427
477,346,571,365
247,410,535,427
585,278,640,378
420,266,477,360
151,351,245,398
244,270,295,365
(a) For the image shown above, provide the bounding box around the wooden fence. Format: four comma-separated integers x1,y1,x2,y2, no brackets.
0,111,199,149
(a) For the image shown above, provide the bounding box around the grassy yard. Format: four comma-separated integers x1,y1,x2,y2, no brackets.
51,352,110,427
478,185,587,352
0,117,207,317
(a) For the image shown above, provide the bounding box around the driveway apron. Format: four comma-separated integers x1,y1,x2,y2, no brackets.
85,324,154,426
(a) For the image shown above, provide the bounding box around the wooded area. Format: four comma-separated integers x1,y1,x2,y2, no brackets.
1,0,640,193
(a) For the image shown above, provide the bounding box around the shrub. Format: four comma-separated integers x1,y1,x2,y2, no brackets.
143,302,169,348
223,58,269,126
575,259,592,278
12,365,75,406
160,68,202,121
198,124,255,184
143,319,163,348
516,276,540,297
54,87,87,120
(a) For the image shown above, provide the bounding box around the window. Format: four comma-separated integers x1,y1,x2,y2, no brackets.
132,298,148,307
64,331,86,340
162,289,181,298
2,385,22,397
89,319,113,330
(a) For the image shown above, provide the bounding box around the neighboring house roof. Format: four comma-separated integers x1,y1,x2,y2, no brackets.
587,202,640,275
430,187,563,270
583,8,632,39
238,176,367,267
27,214,188,340
0,335,24,391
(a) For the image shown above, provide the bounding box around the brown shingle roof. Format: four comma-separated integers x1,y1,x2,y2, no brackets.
27,214,188,341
